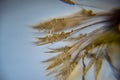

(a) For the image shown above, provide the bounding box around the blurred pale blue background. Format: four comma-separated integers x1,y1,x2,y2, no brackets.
0,0,81,80
0,0,119,80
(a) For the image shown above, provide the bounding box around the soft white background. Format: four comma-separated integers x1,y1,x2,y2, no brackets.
0,0,119,80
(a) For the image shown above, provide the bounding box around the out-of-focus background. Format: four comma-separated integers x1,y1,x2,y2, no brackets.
0,0,119,80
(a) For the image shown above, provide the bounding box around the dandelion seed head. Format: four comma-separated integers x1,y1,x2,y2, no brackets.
33,0,120,80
